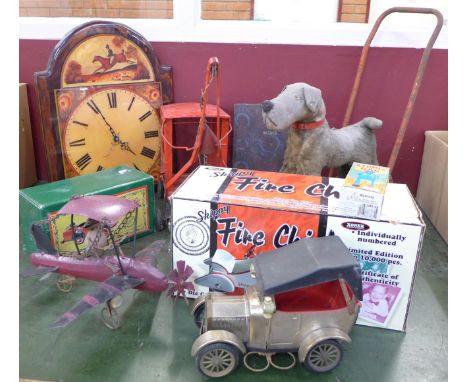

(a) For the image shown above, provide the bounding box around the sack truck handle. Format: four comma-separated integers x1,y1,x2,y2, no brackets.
342,7,444,174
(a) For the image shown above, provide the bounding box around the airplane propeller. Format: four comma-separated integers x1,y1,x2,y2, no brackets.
167,260,195,303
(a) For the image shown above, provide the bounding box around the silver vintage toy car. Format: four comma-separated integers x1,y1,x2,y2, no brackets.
190,235,362,377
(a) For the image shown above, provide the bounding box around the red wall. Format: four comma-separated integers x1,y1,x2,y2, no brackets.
19,40,448,194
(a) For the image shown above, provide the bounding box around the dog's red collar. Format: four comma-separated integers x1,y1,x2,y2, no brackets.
293,119,325,130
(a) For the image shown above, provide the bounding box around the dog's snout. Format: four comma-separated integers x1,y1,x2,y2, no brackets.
262,100,274,113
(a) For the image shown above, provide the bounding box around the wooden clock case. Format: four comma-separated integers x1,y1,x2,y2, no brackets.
35,20,173,182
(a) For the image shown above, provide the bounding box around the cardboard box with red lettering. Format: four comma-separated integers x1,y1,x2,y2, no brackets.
171,166,425,331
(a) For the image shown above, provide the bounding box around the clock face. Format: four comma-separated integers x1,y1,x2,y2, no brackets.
63,88,161,175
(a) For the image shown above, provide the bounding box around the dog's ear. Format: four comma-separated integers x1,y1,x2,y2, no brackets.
303,86,326,118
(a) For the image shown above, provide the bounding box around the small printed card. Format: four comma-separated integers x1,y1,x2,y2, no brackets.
340,163,390,220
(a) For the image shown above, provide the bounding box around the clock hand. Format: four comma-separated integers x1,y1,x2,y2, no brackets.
96,109,121,144
93,104,136,156
120,141,136,156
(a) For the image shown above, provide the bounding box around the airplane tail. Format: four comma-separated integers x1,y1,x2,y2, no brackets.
30,222,57,255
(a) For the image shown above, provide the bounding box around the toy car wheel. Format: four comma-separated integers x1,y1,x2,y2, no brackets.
196,342,240,378
193,304,205,328
304,339,343,373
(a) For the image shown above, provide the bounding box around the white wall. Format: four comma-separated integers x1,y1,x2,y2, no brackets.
254,0,339,23
19,0,448,49
369,0,448,26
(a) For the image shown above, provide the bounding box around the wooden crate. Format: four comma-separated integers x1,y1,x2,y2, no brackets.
416,131,448,242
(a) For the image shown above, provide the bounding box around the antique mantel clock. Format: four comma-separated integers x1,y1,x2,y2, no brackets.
35,21,173,181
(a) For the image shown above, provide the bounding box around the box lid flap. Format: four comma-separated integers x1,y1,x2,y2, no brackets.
19,166,151,206
172,166,423,226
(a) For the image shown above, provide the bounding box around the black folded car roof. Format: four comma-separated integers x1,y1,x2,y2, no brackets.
253,236,362,300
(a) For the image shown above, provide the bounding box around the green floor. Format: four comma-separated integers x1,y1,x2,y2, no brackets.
19,218,447,382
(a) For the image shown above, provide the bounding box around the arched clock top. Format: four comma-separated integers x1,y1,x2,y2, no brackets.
60,34,156,87
36,21,167,88
34,21,172,181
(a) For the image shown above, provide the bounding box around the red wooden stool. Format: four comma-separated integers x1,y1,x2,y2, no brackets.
159,102,231,194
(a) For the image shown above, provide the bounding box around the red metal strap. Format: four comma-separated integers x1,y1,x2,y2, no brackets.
165,57,223,191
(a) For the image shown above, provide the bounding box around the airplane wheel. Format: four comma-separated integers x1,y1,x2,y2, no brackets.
56,275,74,293
101,305,121,330
110,295,123,309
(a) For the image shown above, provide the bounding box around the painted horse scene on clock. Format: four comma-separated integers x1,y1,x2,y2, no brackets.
61,35,155,87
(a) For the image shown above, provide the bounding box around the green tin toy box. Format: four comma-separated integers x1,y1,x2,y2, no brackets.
19,166,155,253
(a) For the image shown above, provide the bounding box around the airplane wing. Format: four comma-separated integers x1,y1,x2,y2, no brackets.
31,223,57,255
195,270,256,292
203,258,228,273
50,275,144,329
207,249,254,274
210,249,236,273
134,240,165,263
195,273,235,293
20,266,58,278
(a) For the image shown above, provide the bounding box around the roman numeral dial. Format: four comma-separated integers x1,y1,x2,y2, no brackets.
69,138,86,147
87,99,100,114
107,92,117,108
63,88,160,176
141,146,156,159
145,130,159,138
139,111,152,122
73,121,88,127
76,153,92,170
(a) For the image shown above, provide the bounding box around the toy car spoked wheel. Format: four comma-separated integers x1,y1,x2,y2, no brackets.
193,304,205,328
56,274,75,293
304,340,343,373
101,303,121,330
196,342,240,378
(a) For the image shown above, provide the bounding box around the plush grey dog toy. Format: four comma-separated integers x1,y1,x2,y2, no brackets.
262,82,382,176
